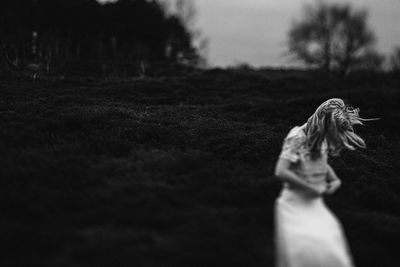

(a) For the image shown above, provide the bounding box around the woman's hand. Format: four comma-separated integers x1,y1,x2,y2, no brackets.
325,164,342,195
304,182,326,197
274,158,325,197
325,179,341,195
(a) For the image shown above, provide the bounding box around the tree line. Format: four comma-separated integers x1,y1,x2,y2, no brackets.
0,0,202,74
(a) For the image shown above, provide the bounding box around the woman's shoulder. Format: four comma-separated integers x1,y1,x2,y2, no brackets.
279,124,307,162
285,124,306,140
282,124,329,160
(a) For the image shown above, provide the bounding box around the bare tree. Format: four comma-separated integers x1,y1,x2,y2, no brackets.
288,2,377,75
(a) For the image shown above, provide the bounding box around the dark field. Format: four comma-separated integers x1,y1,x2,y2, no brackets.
1,69,400,266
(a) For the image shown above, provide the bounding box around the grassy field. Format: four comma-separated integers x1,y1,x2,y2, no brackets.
0,69,399,266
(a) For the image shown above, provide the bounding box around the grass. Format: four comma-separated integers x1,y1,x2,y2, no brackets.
0,69,399,266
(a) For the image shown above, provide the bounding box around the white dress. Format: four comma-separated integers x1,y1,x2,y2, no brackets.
275,124,355,267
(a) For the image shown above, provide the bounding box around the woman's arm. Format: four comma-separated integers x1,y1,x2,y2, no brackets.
325,164,342,195
274,158,325,197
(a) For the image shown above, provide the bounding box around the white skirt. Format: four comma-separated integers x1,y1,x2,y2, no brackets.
275,187,355,267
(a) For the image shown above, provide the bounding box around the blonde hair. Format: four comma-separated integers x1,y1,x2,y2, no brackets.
305,98,368,158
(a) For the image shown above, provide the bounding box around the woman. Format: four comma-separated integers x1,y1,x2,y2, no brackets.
274,98,369,267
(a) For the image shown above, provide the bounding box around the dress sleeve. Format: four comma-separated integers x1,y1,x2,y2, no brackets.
279,128,303,163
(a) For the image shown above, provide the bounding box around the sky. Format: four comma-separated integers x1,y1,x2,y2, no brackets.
194,0,400,67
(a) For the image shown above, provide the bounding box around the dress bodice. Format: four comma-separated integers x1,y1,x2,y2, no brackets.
279,124,329,189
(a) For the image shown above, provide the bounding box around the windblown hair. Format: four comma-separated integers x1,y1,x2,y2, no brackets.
305,98,367,158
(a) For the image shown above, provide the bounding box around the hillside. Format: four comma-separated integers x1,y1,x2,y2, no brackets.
0,69,399,266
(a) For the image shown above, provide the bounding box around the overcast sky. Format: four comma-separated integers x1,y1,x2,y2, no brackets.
194,0,400,67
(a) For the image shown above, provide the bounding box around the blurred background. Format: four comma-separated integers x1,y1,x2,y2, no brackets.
1,0,400,73
1,1,400,267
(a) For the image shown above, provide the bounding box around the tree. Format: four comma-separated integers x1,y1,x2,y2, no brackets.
390,47,400,72
0,0,201,72
288,2,378,75
162,0,208,66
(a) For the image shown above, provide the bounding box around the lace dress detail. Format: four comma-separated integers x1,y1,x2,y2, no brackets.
279,124,329,190
279,126,306,163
